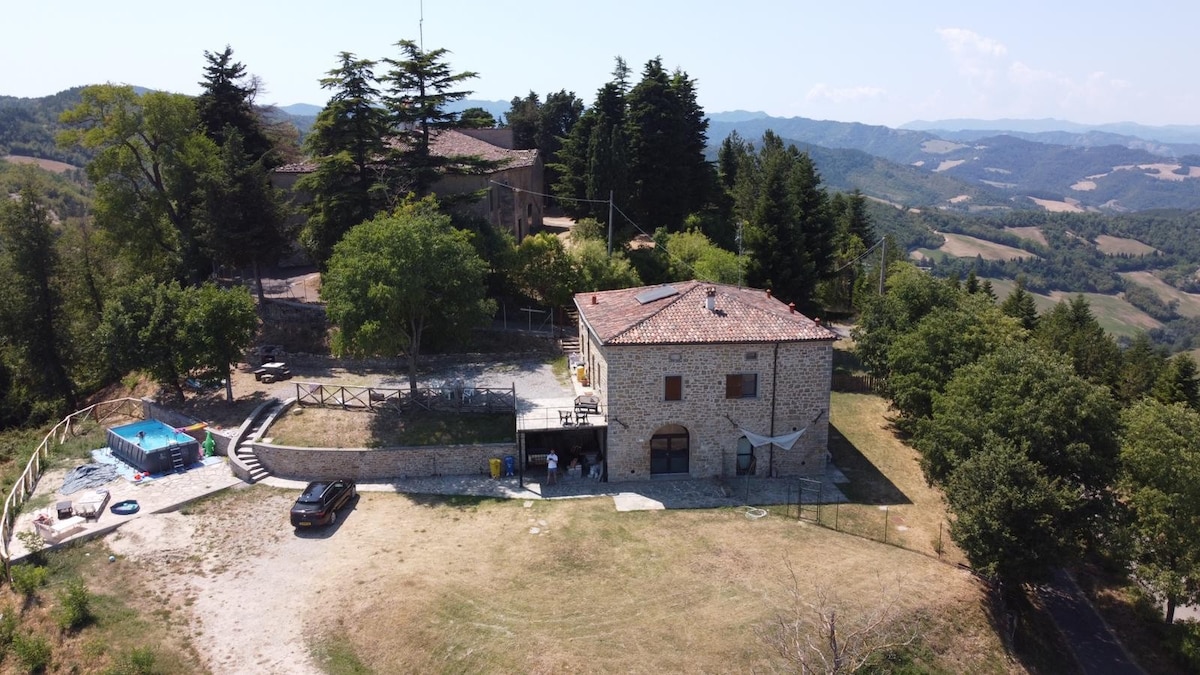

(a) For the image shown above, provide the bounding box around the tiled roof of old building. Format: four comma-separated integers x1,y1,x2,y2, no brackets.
274,129,539,174
575,281,837,345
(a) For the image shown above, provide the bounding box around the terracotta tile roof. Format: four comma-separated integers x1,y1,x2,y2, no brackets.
575,281,837,346
273,130,538,175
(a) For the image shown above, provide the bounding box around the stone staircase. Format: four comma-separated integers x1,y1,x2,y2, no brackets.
230,399,284,483
560,309,580,354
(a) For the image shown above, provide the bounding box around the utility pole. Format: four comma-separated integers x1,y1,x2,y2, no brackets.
606,190,614,256
878,237,887,295
735,221,745,287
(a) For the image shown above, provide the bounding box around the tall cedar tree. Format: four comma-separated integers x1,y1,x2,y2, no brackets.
553,57,711,236
199,130,290,301
507,90,584,195
739,131,835,312
196,46,274,163
381,40,479,196
552,58,630,222
624,57,712,232
297,53,390,267
195,46,290,299
0,178,76,417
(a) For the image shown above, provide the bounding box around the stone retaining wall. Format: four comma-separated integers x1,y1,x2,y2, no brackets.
253,441,518,481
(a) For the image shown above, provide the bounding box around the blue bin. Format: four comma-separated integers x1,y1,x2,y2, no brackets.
503,455,516,477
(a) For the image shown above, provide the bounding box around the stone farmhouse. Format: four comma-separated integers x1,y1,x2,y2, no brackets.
273,128,544,243
571,280,836,481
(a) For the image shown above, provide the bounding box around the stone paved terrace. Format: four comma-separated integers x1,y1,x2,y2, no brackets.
8,459,241,562
263,469,848,511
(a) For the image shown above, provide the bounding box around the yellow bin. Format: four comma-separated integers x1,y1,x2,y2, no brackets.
489,458,502,479
576,365,586,381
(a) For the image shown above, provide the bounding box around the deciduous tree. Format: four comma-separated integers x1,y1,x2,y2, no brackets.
1119,399,1200,623
322,197,494,391
59,85,217,284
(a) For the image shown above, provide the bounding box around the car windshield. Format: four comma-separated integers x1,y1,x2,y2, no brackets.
297,483,329,503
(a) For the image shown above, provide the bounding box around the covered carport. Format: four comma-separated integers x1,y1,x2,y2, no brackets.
518,423,607,485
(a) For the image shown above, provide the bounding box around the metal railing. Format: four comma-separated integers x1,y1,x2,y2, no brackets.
1,397,143,563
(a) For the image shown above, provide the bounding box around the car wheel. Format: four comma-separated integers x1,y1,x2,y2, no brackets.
329,510,337,525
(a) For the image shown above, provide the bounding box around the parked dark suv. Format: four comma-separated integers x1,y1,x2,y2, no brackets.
290,480,356,527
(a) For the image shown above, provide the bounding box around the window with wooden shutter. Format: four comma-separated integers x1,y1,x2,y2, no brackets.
725,373,758,398
665,375,682,401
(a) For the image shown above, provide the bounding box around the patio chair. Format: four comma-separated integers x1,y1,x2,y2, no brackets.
559,410,574,427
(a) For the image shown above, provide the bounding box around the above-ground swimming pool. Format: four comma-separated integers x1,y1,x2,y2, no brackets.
107,420,200,474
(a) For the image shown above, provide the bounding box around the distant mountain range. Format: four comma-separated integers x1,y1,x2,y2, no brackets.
6,87,1200,213
708,115,1200,213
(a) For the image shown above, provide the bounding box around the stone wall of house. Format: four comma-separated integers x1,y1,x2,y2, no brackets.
437,161,543,242
253,442,517,481
598,341,832,481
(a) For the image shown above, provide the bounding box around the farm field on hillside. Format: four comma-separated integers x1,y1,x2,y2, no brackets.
1003,226,1049,246
1120,271,1200,318
935,232,1038,261
988,278,1161,339
1095,235,1158,256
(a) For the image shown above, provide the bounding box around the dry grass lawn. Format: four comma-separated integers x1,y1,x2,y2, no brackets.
311,496,1011,674
827,393,967,565
267,405,515,447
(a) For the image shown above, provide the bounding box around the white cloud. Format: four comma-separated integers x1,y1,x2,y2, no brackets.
806,83,886,104
936,28,1007,58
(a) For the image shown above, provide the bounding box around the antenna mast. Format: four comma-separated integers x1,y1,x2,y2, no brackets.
419,0,425,49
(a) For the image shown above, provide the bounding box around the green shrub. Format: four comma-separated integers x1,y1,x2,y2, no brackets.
9,564,48,598
11,631,51,672
55,579,93,631
1169,619,1200,672
104,646,158,675
0,603,16,650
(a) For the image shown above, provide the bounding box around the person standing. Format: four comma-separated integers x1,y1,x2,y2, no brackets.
546,449,559,485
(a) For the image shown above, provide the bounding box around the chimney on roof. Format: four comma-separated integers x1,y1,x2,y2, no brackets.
591,295,598,305
789,302,796,314
705,287,717,312
766,289,772,299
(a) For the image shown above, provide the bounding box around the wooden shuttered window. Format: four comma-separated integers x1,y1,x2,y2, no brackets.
665,375,682,401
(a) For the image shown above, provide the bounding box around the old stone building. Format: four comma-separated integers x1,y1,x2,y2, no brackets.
574,281,836,481
274,128,543,243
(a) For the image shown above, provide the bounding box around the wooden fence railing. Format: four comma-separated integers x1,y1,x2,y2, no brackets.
831,373,885,394
295,383,517,414
1,397,143,564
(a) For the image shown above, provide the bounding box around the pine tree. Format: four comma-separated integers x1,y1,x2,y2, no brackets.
381,40,478,196
196,46,289,293
999,276,1039,331
297,52,390,266
739,132,834,311
0,177,76,414
196,46,274,163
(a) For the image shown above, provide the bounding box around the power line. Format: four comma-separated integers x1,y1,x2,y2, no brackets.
488,181,702,279
831,237,886,274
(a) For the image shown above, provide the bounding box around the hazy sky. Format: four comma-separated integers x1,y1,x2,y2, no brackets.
4,1,1197,127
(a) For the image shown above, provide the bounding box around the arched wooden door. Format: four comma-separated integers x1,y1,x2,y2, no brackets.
650,424,689,475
